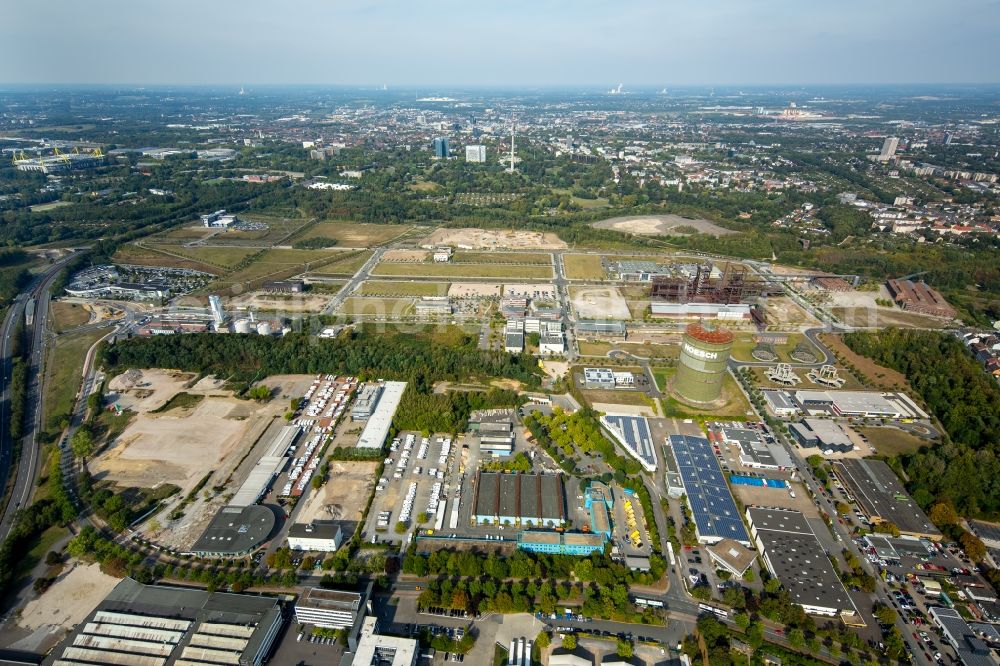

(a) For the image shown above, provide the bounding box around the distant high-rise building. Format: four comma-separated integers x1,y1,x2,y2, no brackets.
433,137,450,158
465,144,487,163
944,133,953,145
879,137,899,161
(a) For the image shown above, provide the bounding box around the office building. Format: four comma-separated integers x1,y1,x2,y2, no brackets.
465,144,487,162
288,521,343,552
44,578,284,666
879,137,899,161
351,617,419,666
583,367,615,389
433,137,450,158
352,384,384,421
192,505,276,557
294,586,367,630
789,419,855,454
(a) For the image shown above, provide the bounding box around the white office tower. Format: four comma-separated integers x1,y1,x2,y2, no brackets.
209,294,226,327
508,639,518,665
523,640,532,666
880,137,899,161
465,144,487,163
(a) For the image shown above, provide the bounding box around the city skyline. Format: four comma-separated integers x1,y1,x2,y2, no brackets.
3,0,999,86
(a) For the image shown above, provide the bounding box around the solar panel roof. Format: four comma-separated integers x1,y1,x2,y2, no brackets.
668,434,749,544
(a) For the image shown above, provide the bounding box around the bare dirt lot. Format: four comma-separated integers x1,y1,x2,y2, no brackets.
571,286,632,320
421,228,568,250
448,282,503,298
228,291,331,313
295,461,378,525
591,214,736,237
17,562,120,633
96,370,287,498
766,296,822,329
382,249,429,262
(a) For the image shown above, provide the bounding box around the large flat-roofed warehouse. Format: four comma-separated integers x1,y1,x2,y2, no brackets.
469,409,516,456
601,415,658,472
711,423,793,470
667,435,750,545
886,278,956,319
833,459,942,540
576,319,627,340
43,577,283,666
472,472,567,527
791,390,917,418
356,381,407,449
191,505,276,557
929,608,996,666
745,507,857,617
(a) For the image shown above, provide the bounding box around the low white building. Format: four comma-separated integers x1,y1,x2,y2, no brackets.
288,522,343,552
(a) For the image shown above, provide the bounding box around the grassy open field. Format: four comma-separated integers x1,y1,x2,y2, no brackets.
29,201,74,213
372,262,552,279
294,221,413,247
43,328,107,429
730,333,818,363
50,302,91,333
451,251,552,265
147,244,258,268
153,225,214,241
563,254,606,280
212,248,348,288
580,389,651,407
339,297,414,317
357,281,450,297
858,427,928,457
578,341,614,356
306,251,373,276
112,244,222,273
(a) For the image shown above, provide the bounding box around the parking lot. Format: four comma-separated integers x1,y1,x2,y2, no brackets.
364,432,456,544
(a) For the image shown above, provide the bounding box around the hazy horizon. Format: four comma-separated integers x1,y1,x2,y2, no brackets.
4,0,999,86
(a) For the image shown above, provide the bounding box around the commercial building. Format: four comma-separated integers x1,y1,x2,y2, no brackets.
761,390,799,417
505,331,525,353
469,409,516,456
791,390,917,418
516,530,606,556
433,137,450,158
667,435,749,545
229,424,299,508
706,539,756,578
673,322,733,405
356,381,407,449
44,577,284,666
260,280,304,294
294,585,368,630
539,334,566,355
288,521,343,552
650,302,752,320
351,383,384,421
465,144,487,162
584,482,614,540
350,616,419,666
201,209,239,228
601,415,658,472
746,507,856,617
886,278,956,318
713,424,794,470
414,297,452,316
789,419,855,454
472,472,567,527
833,458,942,540
191,505,276,557
929,607,996,666
576,319,627,341
583,367,615,389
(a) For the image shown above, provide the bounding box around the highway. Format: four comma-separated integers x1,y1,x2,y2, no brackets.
0,253,82,544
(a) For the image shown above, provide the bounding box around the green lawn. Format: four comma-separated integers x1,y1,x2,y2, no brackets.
858,427,928,457
340,297,415,317
452,251,552,265
295,222,413,246
15,525,69,582
43,328,107,431
563,254,605,280
357,281,450,297
148,244,258,268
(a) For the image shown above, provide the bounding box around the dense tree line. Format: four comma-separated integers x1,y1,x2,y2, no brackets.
101,327,541,390
392,386,523,435
843,329,1000,517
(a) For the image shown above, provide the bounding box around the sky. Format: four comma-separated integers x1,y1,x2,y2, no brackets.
3,0,999,86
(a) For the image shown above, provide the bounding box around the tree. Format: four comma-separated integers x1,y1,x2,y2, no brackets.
929,501,959,526
417,512,429,524
874,604,897,626
835,501,851,516
246,385,271,402
787,627,806,649
616,638,633,658
535,631,550,650
70,427,95,459
561,634,577,650
960,531,987,562
395,521,408,534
